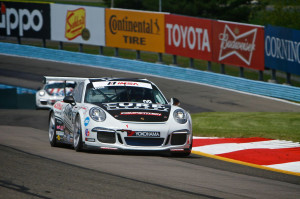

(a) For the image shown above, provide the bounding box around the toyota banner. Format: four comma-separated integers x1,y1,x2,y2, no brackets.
165,14,213,61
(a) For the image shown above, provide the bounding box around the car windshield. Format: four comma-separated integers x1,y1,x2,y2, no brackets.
84,82,167,104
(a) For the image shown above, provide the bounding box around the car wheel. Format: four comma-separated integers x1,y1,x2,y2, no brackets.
49,112,57,147
74,115,83,152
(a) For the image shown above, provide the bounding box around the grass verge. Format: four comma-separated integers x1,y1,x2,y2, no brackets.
192,112,300,142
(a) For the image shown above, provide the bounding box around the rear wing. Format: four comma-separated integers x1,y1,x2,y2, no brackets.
43,76,88,97
43,76,88,84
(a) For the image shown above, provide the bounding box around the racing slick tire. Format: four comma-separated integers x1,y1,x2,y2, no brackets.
49,112,57,147
74,115,83,152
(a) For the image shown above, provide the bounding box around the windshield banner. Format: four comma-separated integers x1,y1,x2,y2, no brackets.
92,81,152,89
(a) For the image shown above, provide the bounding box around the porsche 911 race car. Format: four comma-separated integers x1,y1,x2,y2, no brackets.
47,76,192,156
36,80,76,109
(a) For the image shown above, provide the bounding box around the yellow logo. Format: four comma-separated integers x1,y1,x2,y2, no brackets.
65,8,86,40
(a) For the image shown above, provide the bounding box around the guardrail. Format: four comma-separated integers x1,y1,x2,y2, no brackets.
0,84,36,109
1,42,300,102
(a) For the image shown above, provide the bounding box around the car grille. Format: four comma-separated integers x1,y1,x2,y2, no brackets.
171,134,187,145
125,137,164,146
97,132,116,144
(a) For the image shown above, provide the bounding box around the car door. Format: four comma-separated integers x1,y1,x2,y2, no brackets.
63,82,84,131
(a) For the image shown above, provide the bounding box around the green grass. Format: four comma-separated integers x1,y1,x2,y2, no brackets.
192,112,300,142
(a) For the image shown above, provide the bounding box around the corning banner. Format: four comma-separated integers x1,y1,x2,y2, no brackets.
0,1,50,39
106,9,165,53
212,20,264,70
265,25,300,75
51,4,105,45
165,14,212,61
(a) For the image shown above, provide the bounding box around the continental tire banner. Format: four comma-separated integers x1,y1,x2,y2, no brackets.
0,1,50,38
165,14,212,61
51,4,105,45
106,9,165,53
212,20,264,70
265,25,300,75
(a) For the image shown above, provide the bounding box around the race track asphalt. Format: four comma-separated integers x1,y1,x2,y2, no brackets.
1,54,300,198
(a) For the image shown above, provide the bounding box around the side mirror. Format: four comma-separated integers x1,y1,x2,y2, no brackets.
63,96,76,105
171,98,180,106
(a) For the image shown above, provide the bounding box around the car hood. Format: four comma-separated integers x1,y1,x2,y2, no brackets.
100,102,171,122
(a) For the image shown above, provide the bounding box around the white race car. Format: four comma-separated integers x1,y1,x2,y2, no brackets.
36,80,75,109
48,76,193,156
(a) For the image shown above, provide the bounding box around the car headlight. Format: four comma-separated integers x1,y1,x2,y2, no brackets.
173,109,187,124
39,91,45,96
89,107,106,122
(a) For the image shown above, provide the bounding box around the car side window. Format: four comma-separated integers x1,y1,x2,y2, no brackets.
73,82,84,103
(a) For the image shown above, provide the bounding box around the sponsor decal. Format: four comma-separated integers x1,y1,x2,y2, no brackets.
165,14,212,60
170,148,184,151
92,81,152,89
54,102,63,110
65,8,86,40
106,9,165,52
84,117,90,126
120,112,162,116
85,138,95,142
85,129,90,136
104,103,169,112
120,129,160,137
101,147,118,150
56,125,64,131
212,21,264,70
57,135,61,141
0,2,50,38
56,131,64,136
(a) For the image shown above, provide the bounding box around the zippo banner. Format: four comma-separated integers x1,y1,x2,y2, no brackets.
0,1,50,39
106,8,165,53
212,20,264,71
265,25,300,75
51,4,105,45
165,14,212,61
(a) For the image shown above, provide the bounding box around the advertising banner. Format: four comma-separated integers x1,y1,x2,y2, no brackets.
106,9,165,53
0,1,50,38
51,4,105,45
165,14,212,61
265,25,300,75
212,20,264,70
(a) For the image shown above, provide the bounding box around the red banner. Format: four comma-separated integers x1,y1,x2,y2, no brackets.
212,21,264,70
165,14,212,61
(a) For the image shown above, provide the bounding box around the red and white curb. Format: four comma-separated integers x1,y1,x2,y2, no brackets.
192,137,300,176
